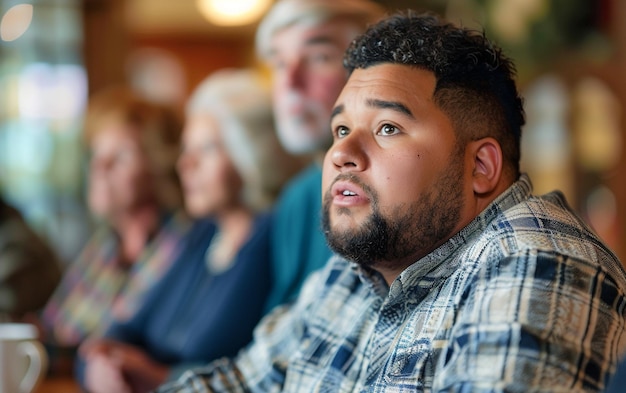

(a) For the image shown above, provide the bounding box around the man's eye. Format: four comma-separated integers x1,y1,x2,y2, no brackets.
378,124,399,135
310,53,331,64
336,126,349,138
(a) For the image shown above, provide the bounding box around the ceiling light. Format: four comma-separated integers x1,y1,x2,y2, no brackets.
196,0,272,26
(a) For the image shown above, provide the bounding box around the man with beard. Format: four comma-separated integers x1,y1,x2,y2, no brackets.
255,0,385,313
157,11,626,392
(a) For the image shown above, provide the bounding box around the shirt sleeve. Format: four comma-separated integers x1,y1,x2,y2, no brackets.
433,250,626,392
155,269,326,393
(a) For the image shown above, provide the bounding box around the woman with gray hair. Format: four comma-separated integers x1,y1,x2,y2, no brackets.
78,69,304,393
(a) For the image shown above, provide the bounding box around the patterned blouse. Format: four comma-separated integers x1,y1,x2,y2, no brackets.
42,210,191,347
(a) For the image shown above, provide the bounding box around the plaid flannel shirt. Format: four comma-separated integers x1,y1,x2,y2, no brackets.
158,175,626,392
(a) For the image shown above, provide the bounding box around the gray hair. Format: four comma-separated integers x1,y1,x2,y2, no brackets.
255,0,385,60
186,68,303,211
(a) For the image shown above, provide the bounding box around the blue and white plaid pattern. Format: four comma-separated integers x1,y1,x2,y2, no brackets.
158,175,626,392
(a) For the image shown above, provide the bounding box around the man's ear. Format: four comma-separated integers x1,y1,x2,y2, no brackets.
469,137,503,195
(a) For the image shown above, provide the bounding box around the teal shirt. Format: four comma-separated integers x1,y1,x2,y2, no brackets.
264,164,333,313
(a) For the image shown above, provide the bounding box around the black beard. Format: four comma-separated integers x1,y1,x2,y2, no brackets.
321,158,464,269
322,201,389,268
322,191,425,269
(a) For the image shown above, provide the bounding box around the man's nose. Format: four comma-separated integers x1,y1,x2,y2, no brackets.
284,60,306,90
329,132,368,173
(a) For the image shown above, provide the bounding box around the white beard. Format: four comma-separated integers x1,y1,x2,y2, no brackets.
275,92,332,154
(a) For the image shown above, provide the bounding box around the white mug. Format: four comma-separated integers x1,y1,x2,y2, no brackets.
0,323,48,393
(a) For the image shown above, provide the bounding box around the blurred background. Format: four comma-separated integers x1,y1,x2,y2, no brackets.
0,0,624,264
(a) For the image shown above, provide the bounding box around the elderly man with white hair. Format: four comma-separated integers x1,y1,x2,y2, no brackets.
257,0,385,314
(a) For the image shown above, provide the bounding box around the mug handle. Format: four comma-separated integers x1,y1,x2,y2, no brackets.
17,340,48,393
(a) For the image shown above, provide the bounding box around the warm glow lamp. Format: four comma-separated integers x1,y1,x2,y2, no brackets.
196,0,272,26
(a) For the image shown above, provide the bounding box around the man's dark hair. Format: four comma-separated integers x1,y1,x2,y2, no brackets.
344,11,525,178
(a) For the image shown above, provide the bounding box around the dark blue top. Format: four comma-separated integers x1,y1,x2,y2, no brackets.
76,213,273,382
